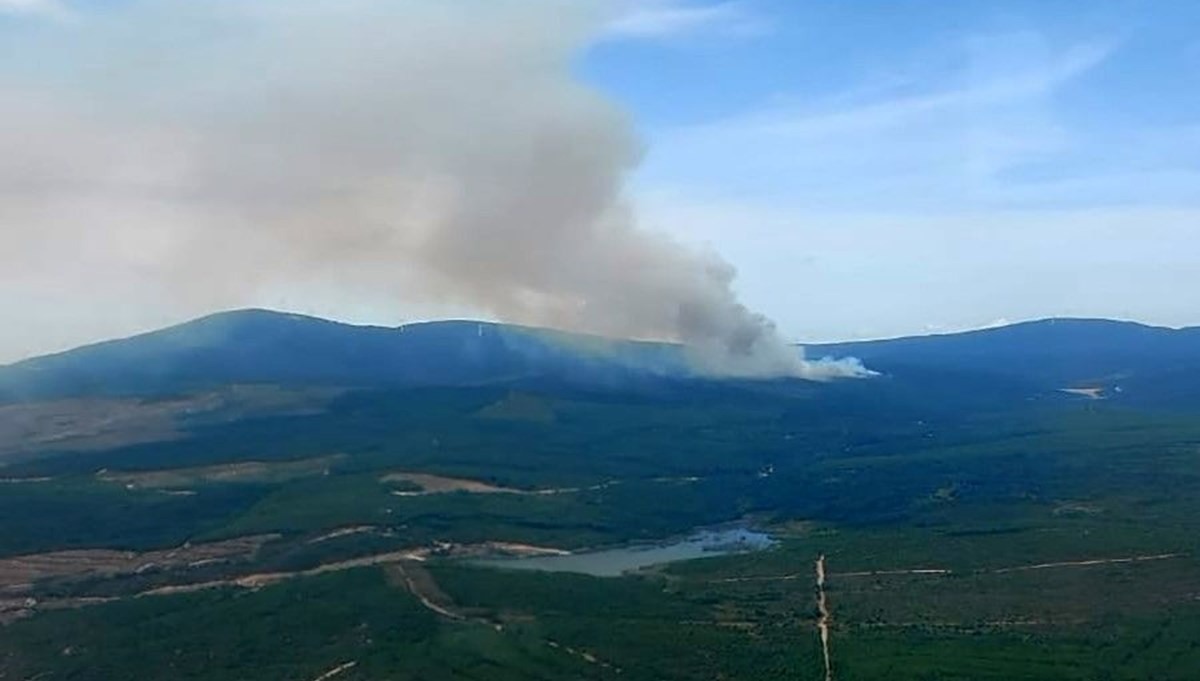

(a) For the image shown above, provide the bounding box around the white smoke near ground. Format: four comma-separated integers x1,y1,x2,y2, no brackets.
0,0,871,379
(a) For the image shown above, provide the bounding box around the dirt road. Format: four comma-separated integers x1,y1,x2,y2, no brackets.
816,554,832,681
992,553,1180,574
388,561,465,621
310,661,357,681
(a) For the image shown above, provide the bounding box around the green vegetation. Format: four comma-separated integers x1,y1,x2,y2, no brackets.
0,568,600,681
2,382,1200,679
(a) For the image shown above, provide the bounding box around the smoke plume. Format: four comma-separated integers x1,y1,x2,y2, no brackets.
0,0,870,378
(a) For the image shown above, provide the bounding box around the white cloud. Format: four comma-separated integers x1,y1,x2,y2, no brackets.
604,1,763,40
673,39,1113,145
639,35,1158,212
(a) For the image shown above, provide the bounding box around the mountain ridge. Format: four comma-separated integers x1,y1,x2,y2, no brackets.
2,309,1197,404
0,309,688,402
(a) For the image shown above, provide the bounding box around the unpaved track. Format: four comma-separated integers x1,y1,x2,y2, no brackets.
389,562,464,621
815,554,833,681
136,550,428,597
992,553,1180,574
712,552,1184,585
711,549,1187,681
835,568,951,578
15,540,569,609
389,562,621,671
310,661,357,681
709,573,805,584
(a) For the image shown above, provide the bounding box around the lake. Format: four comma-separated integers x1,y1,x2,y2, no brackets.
471,527,775,577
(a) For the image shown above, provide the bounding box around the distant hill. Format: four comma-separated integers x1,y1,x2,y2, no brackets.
0,310,686,402
1,311,1197,405
811,319,1200,405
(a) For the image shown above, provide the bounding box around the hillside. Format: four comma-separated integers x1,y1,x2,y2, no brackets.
2,312,1200,680
812,318,1200,404
0,310,687,402
2,311,1197,405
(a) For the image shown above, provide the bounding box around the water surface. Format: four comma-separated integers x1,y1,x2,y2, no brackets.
472,527,774,577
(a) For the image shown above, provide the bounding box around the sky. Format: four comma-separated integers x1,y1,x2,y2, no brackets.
0,0,1197,362
585,0,1200,341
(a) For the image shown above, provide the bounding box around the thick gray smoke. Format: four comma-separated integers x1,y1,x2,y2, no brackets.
0,0,870,378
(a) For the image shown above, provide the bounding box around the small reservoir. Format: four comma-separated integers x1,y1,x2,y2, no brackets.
472,527,774,577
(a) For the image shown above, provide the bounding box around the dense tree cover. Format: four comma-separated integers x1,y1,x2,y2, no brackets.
2,375,1200,679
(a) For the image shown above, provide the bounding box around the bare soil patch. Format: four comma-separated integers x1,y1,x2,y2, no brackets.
99,454,346,489
381,472,522,495
0,386,341,462
0,534,279,595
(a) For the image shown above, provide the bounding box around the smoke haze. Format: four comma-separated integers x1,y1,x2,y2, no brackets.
0,0,869,378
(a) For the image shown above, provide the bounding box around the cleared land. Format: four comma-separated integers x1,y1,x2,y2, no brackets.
100,454,346,489
0,386,340,461
0,535,278,595
381,471,522,495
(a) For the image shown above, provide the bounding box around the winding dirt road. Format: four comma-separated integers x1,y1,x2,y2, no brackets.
389,562,465,621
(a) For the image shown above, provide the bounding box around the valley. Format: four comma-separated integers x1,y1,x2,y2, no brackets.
0,312,1199,679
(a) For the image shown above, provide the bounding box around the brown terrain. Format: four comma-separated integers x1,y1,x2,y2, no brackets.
0,386,342,462
0,534,279,595
0,527,573,625
381,471,523,496
99,454,347,489
380,470,638,497
0,534,279,623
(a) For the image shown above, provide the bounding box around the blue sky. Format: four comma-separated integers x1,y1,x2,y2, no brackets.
0,0,1197,360
581,0,1200,340
586,0,1199,210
